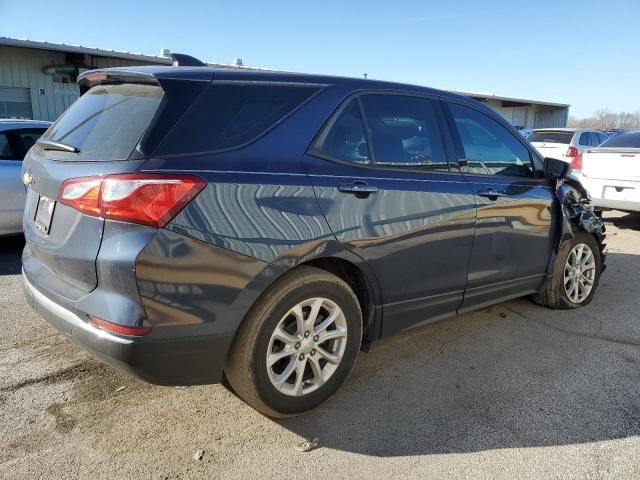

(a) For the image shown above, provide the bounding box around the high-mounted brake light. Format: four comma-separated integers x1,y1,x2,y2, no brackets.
89,315,152,336
59,173,205,227
85,72,108,83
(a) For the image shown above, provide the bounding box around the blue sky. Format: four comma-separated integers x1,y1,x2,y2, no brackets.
2,0,638,118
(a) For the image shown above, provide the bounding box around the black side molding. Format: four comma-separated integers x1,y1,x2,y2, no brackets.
170,53,207,67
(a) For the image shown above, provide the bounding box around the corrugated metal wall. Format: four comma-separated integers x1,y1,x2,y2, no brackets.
489,103,526,127
0,46,157,121
0,46,72,121
534,108,569,128
484,101,568,129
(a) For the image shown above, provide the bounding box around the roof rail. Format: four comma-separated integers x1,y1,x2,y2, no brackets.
170,53,207,67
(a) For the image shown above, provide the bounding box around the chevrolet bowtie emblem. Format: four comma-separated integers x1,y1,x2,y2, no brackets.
23,171,33,186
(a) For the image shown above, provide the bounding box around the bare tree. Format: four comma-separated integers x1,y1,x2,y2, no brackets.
570,109,640,130
594,109,616,129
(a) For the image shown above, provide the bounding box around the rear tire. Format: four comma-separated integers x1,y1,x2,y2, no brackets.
533,231,602,309
224,266,362,418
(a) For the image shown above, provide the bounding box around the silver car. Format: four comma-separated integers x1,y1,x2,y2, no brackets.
528,128,609,173
0,120,51,236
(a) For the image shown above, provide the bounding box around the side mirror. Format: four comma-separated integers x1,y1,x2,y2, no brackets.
544,157,571,179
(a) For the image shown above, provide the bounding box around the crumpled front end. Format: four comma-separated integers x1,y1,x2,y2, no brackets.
547,178,607,278
554,177,607,271
535,176,607,298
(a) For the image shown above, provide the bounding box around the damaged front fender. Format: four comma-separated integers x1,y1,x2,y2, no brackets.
547,176,607,277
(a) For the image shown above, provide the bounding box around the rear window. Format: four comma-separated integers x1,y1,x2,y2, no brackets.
527,131,574,144
41,83,163,160
600,131,640,148
156,83,321,155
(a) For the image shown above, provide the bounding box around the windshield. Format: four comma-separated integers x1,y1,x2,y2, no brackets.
42,83,163,161
527,131,574,144
599,131,640,148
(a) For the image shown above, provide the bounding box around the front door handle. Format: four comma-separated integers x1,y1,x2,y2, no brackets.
477,188,510,200
338,182,378,196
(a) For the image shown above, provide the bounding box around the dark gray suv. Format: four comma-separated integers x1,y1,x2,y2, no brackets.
22,61,605,417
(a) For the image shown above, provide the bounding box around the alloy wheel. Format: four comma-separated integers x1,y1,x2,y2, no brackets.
563,243,596,303
266,297,348,396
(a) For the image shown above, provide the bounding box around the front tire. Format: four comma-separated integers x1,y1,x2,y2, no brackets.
533,231,602,309
225,266,362,418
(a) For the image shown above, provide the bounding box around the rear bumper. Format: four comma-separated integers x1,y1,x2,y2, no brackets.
23,270,234,385
591,198,640,213
580,176,640,213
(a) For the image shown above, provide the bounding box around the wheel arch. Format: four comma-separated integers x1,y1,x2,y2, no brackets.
299,256,380,346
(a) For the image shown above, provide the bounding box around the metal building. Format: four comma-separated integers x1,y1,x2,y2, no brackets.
0,37,179,121
453,90,570,129
0,37,570,127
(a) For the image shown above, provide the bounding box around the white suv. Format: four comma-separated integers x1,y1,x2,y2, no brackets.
528,128,609,172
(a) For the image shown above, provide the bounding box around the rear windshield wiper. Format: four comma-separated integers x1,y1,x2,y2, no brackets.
37,139,80,153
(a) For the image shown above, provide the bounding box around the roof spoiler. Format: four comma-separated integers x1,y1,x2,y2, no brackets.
77,70,159,94
170,53,207,67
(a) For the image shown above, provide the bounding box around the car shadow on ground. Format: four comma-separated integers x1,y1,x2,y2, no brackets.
605,211,640,231
278,251,640,456
0,236,24,275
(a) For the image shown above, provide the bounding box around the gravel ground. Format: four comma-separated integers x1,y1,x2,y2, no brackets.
1,212,640,479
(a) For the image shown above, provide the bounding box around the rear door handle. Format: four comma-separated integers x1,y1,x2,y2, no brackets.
338,182,378,195
477,188,510,200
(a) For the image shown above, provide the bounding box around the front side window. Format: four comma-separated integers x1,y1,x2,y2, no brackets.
448,103,533,177
308,99,369,164
359,94,448,170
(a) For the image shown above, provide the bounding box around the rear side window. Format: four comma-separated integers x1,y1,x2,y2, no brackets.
157,83,320,155
359,94,448,170
308,99,370,164
41,84,163,161
528,131,574,144
600,131,640,148
579,132,590,146
448,102,533,177
0,133,15,159
16,129,47,158
17,130,46,152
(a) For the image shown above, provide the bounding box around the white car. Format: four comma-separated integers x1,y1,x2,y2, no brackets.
528,128,609,172
580,130,640,213
0,120,51,236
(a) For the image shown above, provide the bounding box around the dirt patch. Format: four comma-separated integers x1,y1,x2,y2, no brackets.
0,360,102,393
46,403,77,434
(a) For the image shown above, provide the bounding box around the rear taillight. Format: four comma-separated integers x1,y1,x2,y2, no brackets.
89,315,152,336
566,146,582,171
59,173,205,227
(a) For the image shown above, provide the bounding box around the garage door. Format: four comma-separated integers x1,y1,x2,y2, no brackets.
0,87,33,119
511,108,527,129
